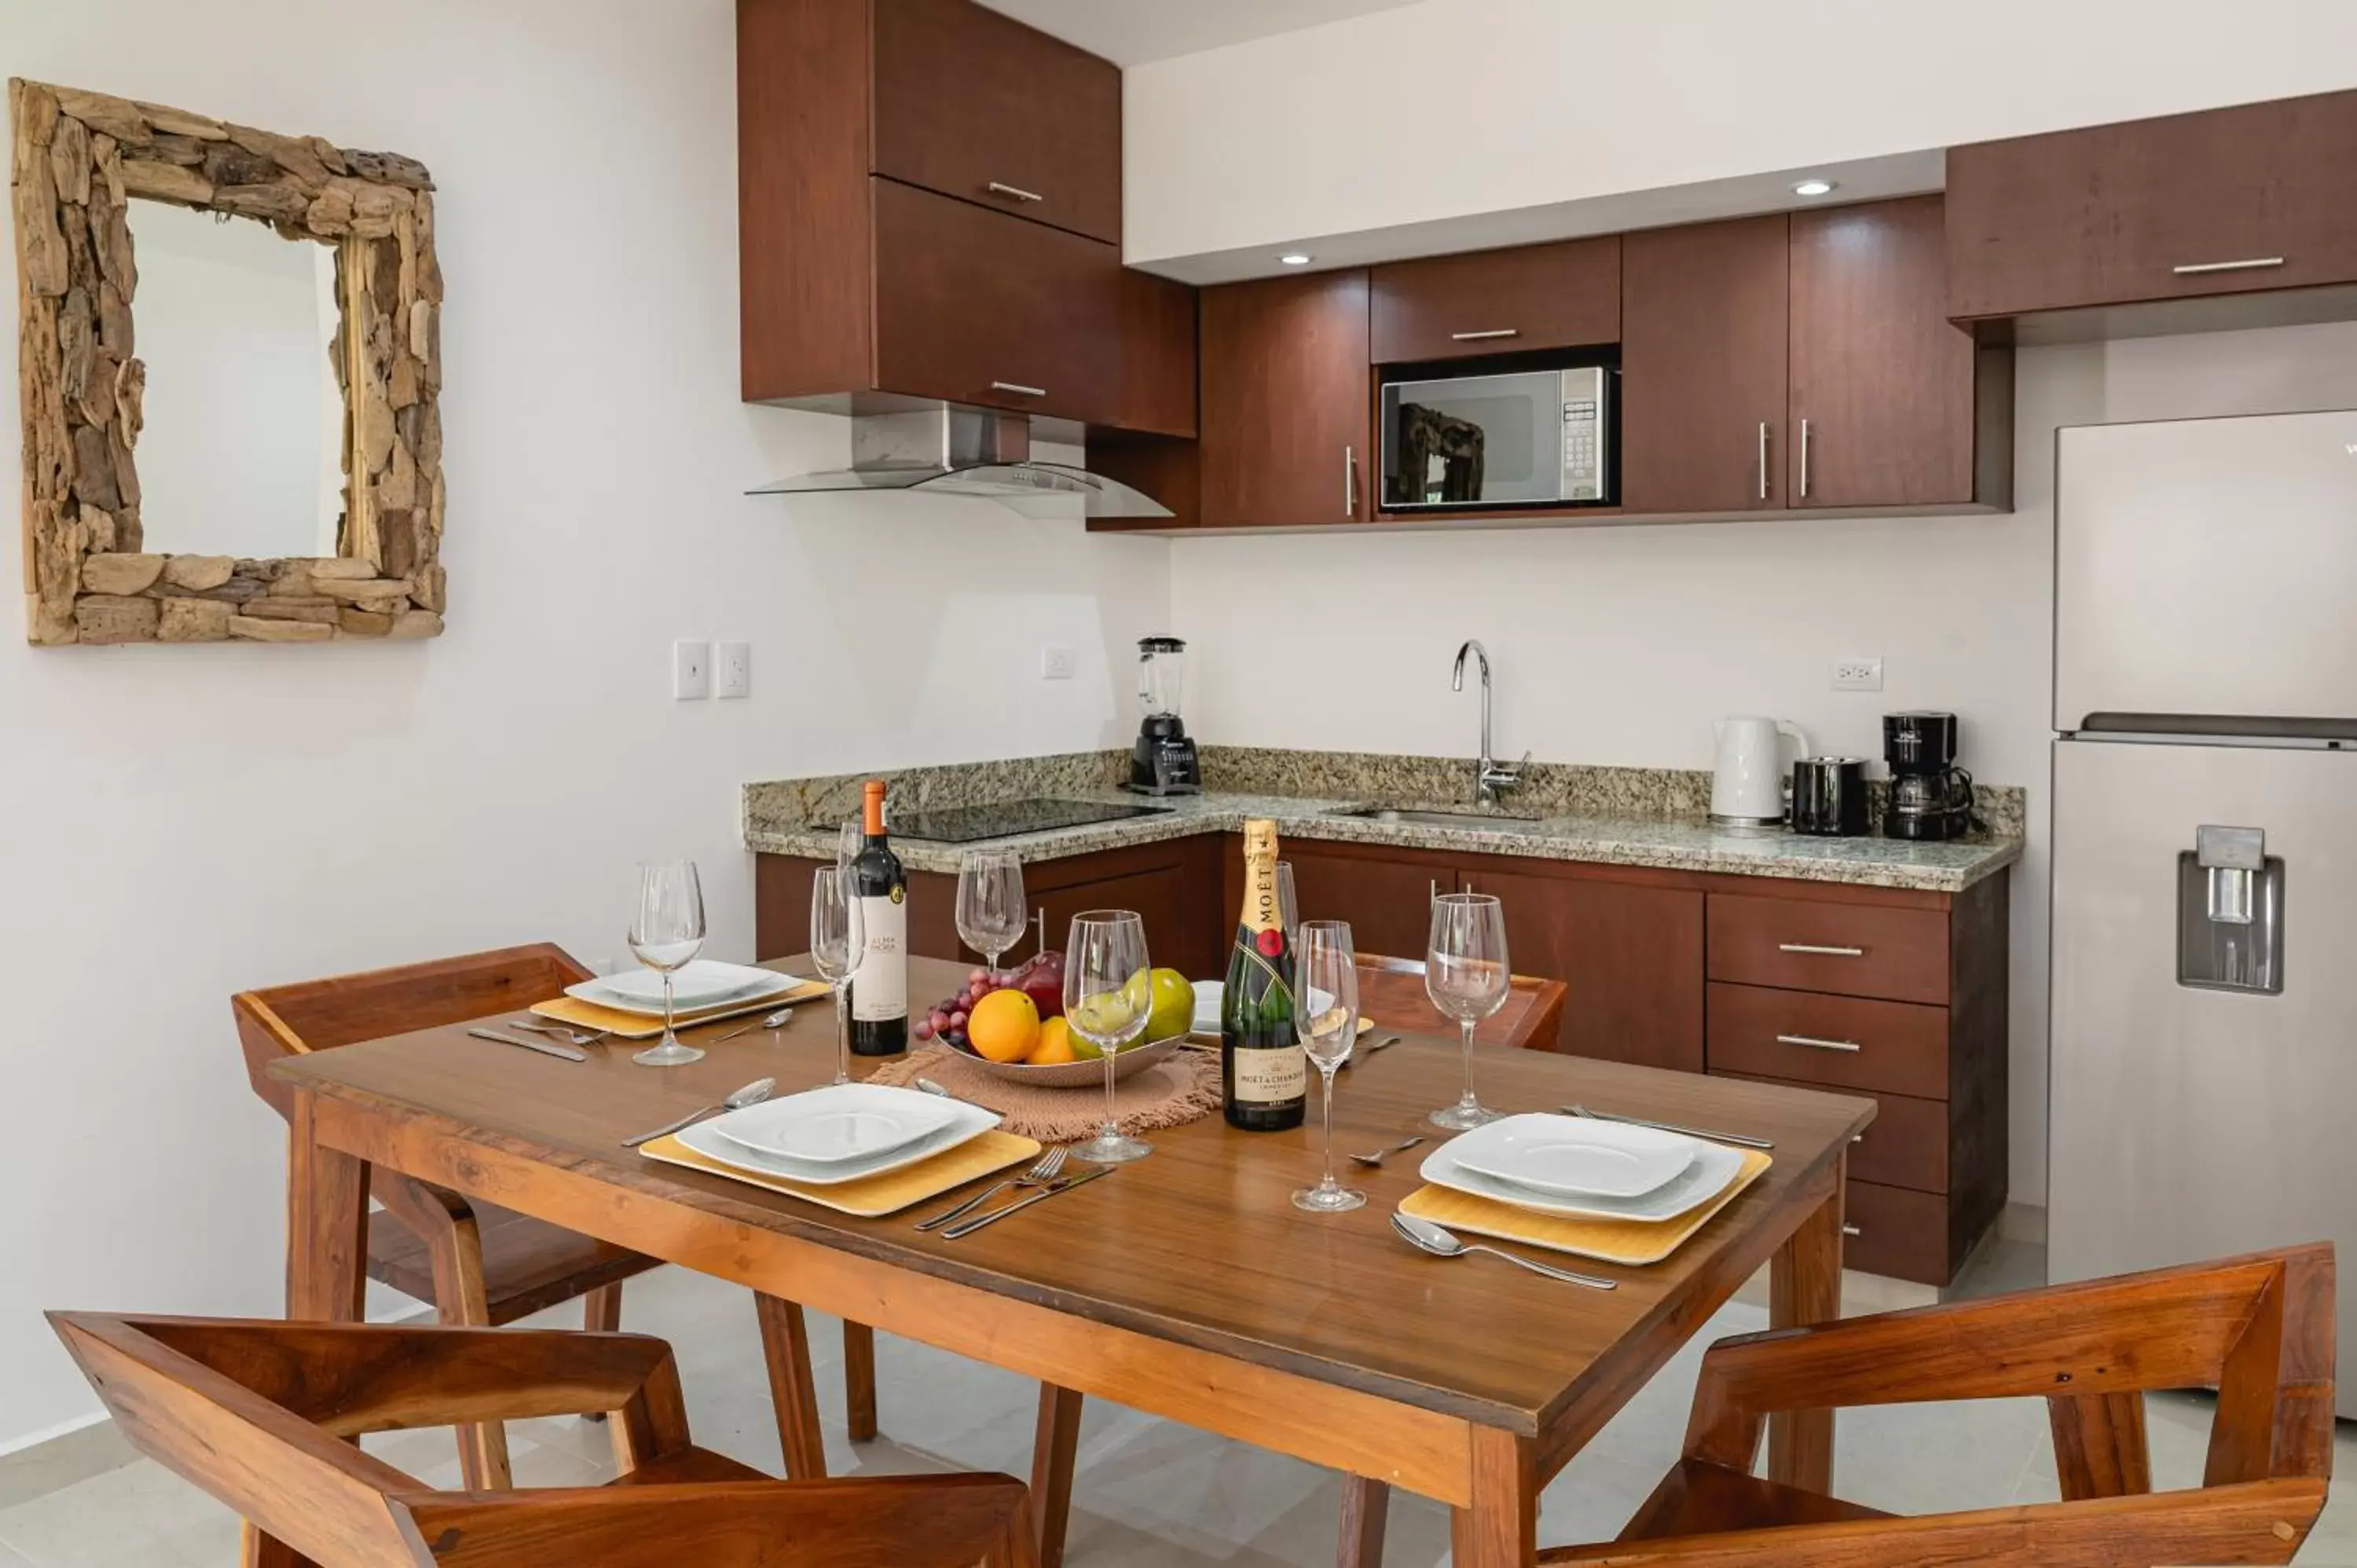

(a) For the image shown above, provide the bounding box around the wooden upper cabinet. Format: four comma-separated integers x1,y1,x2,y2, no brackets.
1788,196,1996,510
871,0,1122,245
1199,270,1372,527
1106,267,1199,440
1369,237,1621,363
1948,89,2357,321
1620,215,1790,515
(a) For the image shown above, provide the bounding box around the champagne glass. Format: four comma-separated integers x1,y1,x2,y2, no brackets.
1292,921,1365,1213
1426,892,1509,1130
808,866,867,1086
1275,860,1301,947
1065,910,1153,1164
955,848,1028,973
629,859,706,1067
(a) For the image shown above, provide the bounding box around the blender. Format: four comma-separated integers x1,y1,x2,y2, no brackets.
1127,636,1202,794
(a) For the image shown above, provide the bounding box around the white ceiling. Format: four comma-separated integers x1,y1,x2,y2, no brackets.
976,0,1424,67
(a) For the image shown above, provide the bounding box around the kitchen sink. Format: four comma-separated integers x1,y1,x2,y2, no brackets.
1325,805,1541,828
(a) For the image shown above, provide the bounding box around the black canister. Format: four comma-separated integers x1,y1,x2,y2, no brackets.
1791,757,1869,836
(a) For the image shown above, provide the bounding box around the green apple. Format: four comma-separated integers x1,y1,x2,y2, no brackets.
1145,967,1194,1044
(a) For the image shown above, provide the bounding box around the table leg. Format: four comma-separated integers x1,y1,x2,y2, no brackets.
1030,1383,1083,1568
843,1321,878,1442
1449,1427,1535,1568
284,1093,366,1323
1337,1476,1390,1567
755,1295,829,1480
1766,1157,1846,1491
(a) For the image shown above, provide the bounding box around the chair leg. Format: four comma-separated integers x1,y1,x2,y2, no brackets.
843,1321,878,1442
414,1204,512,1489
755,1294,829,1481
580,1283,623,1424
1338,1477,1391,1567
1031,1384,1084,1568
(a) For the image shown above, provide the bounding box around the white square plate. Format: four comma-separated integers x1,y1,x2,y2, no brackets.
1448,1112,1697,1199
678,1093,999,1186
707,1083,961,1165
1420,1120,1744,1223
569,960,796,1015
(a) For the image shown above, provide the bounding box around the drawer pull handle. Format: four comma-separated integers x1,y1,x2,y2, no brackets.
1778,1033,1862,1053
1842,1223,1863,1237
986,181,1045,203
1851,1132,1866,1144
1779,942,1864,957
990,381,1047,397
2172,256,2284,275
1450,328,1521,341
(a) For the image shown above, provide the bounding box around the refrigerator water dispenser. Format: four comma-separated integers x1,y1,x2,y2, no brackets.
2177,825,2283,995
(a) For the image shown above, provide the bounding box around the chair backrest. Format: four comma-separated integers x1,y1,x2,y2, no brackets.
1354,952,1569,1050
233,943,592,1121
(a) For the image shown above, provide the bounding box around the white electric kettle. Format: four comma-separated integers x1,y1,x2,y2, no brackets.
1711,716,1812,826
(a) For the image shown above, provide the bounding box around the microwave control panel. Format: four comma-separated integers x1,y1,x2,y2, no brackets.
1561,367,1608,502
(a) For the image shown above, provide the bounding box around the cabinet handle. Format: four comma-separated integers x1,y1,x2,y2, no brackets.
1430,879,1439,902
1798,417,1811,500
2172,256,2284,275
1757,421,1770,501
1778,1032,1863,1053
1450,328,1520,341
1842,1223,1863,1238
986,181,1044,203
1778,942,1864,957
1032,907,1047,955
991,380,1047,397
1343,444,1356,518
1852,1132,1866,1145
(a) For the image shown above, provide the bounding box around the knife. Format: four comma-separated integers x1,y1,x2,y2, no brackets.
939,1166,1112,1240
1560,1102,1772,1150
468,1026,588,1063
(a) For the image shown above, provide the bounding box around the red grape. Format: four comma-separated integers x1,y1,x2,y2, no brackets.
968,967,989,987
913,1018,935,1041
948,1009,968,1029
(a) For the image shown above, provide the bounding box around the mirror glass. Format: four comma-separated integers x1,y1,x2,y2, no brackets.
128,202,344,559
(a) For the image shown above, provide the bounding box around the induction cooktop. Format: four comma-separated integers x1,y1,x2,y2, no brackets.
887,798,1173,844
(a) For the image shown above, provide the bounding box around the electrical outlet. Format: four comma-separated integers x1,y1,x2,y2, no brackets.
1039,645,1076,681
715,641,751,699
1831,657,1884,692
673,639,711,700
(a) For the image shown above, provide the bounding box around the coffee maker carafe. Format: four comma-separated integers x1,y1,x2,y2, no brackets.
1127,636,1201,795
1882,710,1974,841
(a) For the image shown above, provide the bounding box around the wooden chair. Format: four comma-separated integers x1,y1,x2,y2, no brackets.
233,944,878,1487
1534,1244,2335,1566
1355,952,1569,1050
50,1313,1036,1568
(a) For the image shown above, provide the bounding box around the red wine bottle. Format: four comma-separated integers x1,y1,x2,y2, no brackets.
846,780,907,1056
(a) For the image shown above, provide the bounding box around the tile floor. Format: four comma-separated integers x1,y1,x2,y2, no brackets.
6,1247,2354,1566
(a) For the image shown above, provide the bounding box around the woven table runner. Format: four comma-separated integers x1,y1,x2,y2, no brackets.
867,1045,1223,1144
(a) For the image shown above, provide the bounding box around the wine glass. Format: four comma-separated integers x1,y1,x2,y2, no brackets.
1426,892,1509,1130
629,860,706,1067
834,817,862,875
1292,921,1365,1213
1275,860,1300,947
808,866,867,1086
1065,910,1153,1164
955,848,1028,974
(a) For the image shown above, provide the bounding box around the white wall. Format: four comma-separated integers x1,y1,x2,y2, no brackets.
1124,0,2357,272
1171,318,2357,1211
0,0,1169,1451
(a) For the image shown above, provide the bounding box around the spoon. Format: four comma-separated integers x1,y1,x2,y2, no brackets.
1349,1134,1426,1167
1390,1212,1617,1290
509,1020,607,1048
1343,1034,1402,1068
621,1077,775,1149
711,1007,797,1045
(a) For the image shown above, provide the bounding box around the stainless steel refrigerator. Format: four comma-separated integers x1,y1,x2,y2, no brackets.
2049,408,2357,1415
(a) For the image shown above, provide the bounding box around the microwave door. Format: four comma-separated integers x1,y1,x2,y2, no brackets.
1382,370,1565,507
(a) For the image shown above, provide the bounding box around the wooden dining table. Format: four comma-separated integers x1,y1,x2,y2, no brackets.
271,954,1872,1566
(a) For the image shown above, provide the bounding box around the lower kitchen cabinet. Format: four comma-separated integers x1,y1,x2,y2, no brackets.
1466,863,1704,1073
1277,838,1459,962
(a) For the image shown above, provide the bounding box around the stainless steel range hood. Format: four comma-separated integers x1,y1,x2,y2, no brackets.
748,405,1171,520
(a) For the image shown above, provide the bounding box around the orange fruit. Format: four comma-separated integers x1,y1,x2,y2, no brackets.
1026,1017,1076,1065
968,987,1040,1064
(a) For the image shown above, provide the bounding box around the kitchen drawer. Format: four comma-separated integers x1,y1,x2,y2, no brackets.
1369,236,1621,363
1842,1178,1952,1286
1706,983,1948,1100
1706,892,1948,1004
1715,1068,1947,1194
871,0,1122,244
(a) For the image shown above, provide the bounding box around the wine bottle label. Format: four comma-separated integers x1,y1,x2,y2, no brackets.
851,890,907,1022
1232,1044,1306,1103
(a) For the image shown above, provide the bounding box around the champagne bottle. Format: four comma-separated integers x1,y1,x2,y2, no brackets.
1222,819,1305,1131
846,779,908,1056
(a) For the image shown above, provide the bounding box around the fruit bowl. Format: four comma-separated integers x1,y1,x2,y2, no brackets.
960,1033,1192,1090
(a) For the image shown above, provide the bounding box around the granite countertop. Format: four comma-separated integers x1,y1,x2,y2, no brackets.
745,751,2022,895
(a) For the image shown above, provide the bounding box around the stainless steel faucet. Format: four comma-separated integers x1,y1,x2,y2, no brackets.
1451,639,1527,806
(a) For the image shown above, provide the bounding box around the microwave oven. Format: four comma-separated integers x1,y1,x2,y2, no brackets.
1379,361,1617,511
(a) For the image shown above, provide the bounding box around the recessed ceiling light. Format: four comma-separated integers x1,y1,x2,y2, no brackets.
1791,178,1837,198
1278,251,1313,266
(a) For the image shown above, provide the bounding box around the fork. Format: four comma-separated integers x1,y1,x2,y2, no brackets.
915,1146,1069,1233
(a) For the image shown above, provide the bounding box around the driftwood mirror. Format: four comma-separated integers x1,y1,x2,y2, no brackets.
10,80,445,644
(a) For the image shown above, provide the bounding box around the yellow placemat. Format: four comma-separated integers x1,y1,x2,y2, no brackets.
532,977,829,1040
637,1127,1041,1218
1400,1148,1773,1266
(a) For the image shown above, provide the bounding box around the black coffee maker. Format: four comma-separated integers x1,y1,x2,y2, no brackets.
1127,636,1201,795
1882,711,1974,841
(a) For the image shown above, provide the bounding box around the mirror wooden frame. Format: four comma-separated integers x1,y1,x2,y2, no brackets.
10,79,445,645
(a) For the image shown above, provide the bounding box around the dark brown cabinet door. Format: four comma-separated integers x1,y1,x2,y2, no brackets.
1199,270,1372,527
1947,90,2357,319
1107,267,1199,439
1369,236,1621,363
1281,841,1456,964
1620,215,1789,515
872,178,1119,423
1787,196,1977,509
871,0,1122,244
1464,866,1704,1072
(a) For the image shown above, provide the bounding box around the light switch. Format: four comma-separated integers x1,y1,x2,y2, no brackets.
716,641,751,698
673,639,711,700
1040,645,1076,681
